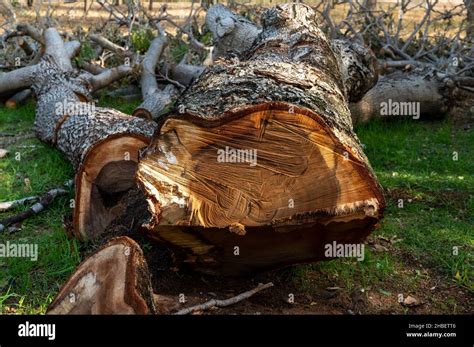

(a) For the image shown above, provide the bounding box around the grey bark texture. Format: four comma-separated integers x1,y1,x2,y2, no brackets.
177,4,376,165
205,4,378,105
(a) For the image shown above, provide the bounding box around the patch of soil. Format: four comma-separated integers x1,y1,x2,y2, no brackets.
141,235,472,315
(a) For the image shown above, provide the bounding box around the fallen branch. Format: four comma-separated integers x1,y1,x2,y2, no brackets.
89,65,132,92
0,188,68,232
0,196,37,212
174,282,274,315
15,24,44,45
89,33,132,57
0,132,35,146
133,35,178,120
5,89,33,109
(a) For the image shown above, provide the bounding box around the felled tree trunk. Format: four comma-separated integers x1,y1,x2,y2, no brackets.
0,28,157,240
137,4,385,275
47,237,156,314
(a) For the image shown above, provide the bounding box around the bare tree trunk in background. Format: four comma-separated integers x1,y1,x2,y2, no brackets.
148,0,152,11
27,0,33,8
466,0,474,40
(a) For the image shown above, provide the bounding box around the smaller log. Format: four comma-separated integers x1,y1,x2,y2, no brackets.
78,61,107,75
350,71,447,123
47,237,156,314
16,24,43,44
170,57,205,87
89,65,132,92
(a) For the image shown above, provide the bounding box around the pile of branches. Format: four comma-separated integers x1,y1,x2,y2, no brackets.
1,0,472,119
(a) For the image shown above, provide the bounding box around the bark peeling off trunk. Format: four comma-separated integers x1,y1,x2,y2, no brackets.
137,4,385,275
47,237,156,314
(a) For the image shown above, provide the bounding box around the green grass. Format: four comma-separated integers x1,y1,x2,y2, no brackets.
357,119,473,291
0,103,472,313
296,119,474,301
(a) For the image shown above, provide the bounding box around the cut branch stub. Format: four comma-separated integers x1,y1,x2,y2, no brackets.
47,237,156,314
137,4,385,275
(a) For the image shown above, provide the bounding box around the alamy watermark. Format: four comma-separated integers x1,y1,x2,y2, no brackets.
0,241,38,261
380,99,420,119
324,241,365,261
217,146,258,167
55,99,95,117
18,321,55,340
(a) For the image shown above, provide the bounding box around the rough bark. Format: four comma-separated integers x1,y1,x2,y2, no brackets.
205,5,378,103
47,237,156,314
331,38,379,103
137,4,385,275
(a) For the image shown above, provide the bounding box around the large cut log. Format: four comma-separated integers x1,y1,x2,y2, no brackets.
47,237,156,314
0,28,157,240
136,4,385,275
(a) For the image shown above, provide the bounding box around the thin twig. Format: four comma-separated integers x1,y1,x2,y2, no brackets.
174,282,274,315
